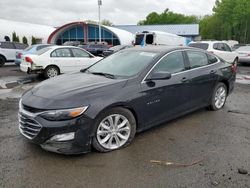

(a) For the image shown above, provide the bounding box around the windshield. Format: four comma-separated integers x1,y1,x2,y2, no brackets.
36,47,52,55
88,50,159,77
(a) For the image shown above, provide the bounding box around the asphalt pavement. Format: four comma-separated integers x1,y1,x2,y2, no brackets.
0,63,250,188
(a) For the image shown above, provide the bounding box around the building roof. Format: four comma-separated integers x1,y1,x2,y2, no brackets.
0,19,55,43
48,21,134,45
113,24,199,36
102,25,134,45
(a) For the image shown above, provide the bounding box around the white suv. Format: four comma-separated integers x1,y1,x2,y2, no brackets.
0,41,28,66
189,41,239,63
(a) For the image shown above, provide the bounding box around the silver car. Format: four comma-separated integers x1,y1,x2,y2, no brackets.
236,46,250,64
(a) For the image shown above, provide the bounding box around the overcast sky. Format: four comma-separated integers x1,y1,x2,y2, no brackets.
0,0,216,27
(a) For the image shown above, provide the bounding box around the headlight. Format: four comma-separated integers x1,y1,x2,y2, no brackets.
40,106,88,121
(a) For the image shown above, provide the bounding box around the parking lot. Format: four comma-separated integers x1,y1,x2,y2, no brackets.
0,64,250,188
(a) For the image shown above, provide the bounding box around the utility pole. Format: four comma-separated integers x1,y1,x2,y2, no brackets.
98,0,102,43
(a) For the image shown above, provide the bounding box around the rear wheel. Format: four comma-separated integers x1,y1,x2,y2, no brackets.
44,66,59,78
92,107,136,152
0,56,5,67
209,82,227,111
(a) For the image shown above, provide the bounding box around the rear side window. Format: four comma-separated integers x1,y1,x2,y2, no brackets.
37,45,51,51
51,48,72,57
207,54,218,64
213,43,231,52
36,47,51,55
189,43,209,50
0,42,15,49
153,51,185,74
186,51,208,69
15,43,28,50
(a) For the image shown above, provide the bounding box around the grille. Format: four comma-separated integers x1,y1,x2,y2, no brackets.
18,112,42,139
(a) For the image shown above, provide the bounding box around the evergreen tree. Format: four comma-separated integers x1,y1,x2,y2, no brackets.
22,36,28,45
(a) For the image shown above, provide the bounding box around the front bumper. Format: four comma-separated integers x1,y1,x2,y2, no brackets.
20,63,30,73
15,59,21,65
18,105,95,155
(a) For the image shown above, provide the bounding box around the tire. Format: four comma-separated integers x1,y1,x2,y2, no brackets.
92,107,136,152
0,56,5,67
209,82,227,111
44,66,60,78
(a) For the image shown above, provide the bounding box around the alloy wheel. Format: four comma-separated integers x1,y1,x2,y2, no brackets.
96,114,131,150
47,67,58,78
214,86,226,109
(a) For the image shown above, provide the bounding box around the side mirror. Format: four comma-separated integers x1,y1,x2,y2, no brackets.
146,71,171,81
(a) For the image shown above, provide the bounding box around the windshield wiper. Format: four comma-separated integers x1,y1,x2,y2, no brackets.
80,68,90,73
90,72,116,79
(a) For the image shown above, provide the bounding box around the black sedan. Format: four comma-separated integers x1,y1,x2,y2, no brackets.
18,46,236,154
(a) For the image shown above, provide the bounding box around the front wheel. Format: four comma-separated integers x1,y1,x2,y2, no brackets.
209,82,227,111
44,66,60,78
0,56,5,67
92,107,136,152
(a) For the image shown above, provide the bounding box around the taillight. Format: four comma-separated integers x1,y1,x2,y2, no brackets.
231,62,237,73
25,57,33,64
17,53,22,58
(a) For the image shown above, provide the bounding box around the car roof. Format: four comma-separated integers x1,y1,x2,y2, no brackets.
124,46,198,54
48,45,82,49
191,41,227,44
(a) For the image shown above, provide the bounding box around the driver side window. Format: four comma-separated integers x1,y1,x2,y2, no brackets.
153,51,185,74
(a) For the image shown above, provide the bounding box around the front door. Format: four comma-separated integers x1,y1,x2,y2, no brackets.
70,48,97,69
136,51,192,128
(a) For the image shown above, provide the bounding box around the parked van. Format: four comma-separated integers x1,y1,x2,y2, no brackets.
134,31,188,47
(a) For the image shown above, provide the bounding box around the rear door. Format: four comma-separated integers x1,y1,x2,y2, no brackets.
0,42,16,61
213,43,236,63
138,51,192,127
50,48,76,73
185,50,219,107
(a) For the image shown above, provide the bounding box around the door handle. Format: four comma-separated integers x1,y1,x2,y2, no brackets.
181,77,189,83
210,70,217,74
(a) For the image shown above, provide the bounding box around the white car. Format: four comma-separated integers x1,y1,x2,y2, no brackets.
0,41,28,66
235,46,250,64
20,46,102,78
189,41,239,63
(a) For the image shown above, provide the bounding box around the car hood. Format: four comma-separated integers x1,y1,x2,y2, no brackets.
22,72,127,109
